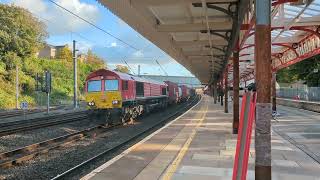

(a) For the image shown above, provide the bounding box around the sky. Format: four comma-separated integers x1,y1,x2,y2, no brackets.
1,0,194,77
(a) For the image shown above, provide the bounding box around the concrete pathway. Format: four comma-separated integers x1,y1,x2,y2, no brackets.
84,96,320,180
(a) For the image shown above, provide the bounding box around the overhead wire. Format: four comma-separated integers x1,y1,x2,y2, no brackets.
47,0,167,74
155,60,168,76
47,0,139,51
32,1,176,76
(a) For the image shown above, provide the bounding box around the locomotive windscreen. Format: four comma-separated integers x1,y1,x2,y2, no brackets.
105,79,119,91
87,80,101,92
136,82,144,97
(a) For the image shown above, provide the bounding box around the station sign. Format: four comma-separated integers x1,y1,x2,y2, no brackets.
20,101,28,110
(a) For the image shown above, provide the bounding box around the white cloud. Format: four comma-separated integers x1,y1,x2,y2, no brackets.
110,42,117,47
12,0,100,35
63,40,92,53
133,50,143,57
76,41,93,53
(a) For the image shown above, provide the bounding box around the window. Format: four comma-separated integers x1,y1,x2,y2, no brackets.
122,80,128,90
105,80,119,91
136,82,144,97
162,87,167,95
87,80,101,92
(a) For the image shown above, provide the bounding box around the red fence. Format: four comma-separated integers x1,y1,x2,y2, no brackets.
232,92,257,180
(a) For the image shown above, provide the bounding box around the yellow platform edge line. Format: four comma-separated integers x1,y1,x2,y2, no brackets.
162,99,209,180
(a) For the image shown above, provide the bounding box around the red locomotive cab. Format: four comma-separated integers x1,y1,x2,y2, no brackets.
85,69,125,109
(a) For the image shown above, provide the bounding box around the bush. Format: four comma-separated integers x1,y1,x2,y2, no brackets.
0,57,104,109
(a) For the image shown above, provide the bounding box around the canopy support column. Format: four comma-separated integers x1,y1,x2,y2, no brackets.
224,69,228,113
233,50,239,134
214,84,217,104
272,73,277,112
255,0,272,179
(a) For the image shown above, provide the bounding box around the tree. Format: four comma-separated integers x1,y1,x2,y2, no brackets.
86,49,105,66
115,65,130,73
277,55,320,87
57,46,72,61
0,4,47,60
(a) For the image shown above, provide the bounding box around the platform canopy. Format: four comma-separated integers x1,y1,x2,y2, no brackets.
235,0,320,83
98,0,250,84
98,0,320,85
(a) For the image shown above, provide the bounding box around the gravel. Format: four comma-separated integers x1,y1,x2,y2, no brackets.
0,99,198,180
0,117,102,153
0,108,86,124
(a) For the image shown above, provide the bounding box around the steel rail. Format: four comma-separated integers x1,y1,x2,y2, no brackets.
51,95,201,180
0,125,104,168
0,111,88,136
0,105,70,119
272,127,320,164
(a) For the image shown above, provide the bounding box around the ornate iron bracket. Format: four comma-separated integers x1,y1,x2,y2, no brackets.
200,30,232,41
192,2,237,19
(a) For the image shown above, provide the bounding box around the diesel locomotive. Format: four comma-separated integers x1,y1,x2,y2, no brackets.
84,69,194,125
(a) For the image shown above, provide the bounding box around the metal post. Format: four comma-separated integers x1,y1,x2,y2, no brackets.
214,84,217,104
211,84,214,97
224,69,228,113
73,40,78,108
272,73,277,111
36,73,39,108
47,92,50,114
217,82,220,103
138,65,141,76
220,82,223,106
16,66,19,109
255,0,272,179
233,50,240,134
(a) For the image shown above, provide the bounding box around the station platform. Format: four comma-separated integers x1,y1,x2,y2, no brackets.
82,95,320,180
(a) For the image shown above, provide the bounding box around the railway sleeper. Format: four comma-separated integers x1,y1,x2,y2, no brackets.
0,125,114,169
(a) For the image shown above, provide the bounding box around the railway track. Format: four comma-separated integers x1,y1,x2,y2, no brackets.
0,109,43,119
0,125,107,168
0,96,199,179
0,106,68,119
51,95,201,179
273,127,320,165
0,111,88,137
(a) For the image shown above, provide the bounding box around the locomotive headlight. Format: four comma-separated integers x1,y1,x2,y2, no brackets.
112,100,119,105
88,101,95,106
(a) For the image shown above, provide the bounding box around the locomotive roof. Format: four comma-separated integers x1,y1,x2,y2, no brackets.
86,69,167,86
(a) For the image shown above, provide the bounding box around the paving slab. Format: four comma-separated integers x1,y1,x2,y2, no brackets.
83,96,320,180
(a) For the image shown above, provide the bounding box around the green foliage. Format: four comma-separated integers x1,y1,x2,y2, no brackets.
277,55,320,87
86,49,105,66
56,46,72,61
115,65,130,73
0,4,47,59
0,5,106,109
276,68,298,84
0,57,105,109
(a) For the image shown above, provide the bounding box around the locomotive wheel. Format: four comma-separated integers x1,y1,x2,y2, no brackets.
129,117,134,125
88,110,97,119
144,105,150,114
